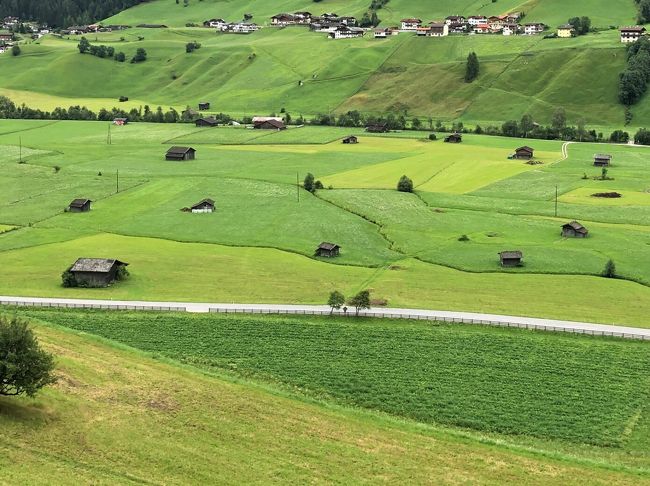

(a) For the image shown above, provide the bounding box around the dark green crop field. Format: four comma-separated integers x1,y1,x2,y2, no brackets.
22,308,650,449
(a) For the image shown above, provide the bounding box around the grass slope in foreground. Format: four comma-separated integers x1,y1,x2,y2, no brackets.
0,315,647,484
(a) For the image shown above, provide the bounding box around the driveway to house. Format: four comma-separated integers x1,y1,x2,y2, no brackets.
1,295,648,340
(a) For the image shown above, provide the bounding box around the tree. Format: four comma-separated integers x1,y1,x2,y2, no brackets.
115,51,126,62
465,52,479,82
0,316,56,397
303,172,315,192
397,175,414,192
520,114,534,137
619,68,647,105
11,45,20,56
132,48,147,63
327,291,345,314
551,107,567,133
639,0,650,23
501,120,519,137
347,290,371,316
77,36,90,53
602,259,616,278
609,129,630,143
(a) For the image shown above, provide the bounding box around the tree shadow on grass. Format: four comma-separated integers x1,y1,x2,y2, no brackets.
0,396,53,424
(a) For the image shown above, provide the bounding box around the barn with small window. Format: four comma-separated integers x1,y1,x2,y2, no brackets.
498,250,523,267
166,146,196,161
594,154,612,167
444,133,463,143
68,199,91,213
561,221,588,238
69,258,128,287
315,242,340,258
514,146,534,159
191,198,215,213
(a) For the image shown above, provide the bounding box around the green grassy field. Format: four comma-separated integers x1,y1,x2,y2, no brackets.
0,0,645,128
1,120,650,327
2,318,647,484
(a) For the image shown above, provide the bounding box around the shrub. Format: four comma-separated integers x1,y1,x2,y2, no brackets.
397,175,414,192
428,133,437,140
11,45,20,56
303,173,315,193
61,266,78,287
458,234,470,242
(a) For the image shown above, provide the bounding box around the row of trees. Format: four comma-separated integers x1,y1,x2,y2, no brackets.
0,0,144,28
619,37,650,106
566,16,591,36
327,290,371,316
358,0,389,27
636,0,650,23
78,37,145,63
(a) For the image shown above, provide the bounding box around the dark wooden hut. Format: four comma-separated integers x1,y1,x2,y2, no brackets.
253,119,286,130
68,199,91,213
498,250,523,267
69,258,128,287
166,146,196,161
191,198,215,213
315,242,341,258
195,117,218,127
342,135,358,144
561,221,588,238
594,154,612,167
198,102,211,110
444,133,463,143
514,146,534,159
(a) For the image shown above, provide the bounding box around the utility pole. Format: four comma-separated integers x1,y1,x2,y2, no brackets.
555,185,558,217
116,169,119,194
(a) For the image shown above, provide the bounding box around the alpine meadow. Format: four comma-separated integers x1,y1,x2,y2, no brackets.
0,0,649,484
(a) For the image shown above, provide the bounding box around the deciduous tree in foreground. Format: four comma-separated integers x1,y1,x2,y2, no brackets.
0,316,56,397
327,291,345,314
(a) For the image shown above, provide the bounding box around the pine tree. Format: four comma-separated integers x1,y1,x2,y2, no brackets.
465,52,479,82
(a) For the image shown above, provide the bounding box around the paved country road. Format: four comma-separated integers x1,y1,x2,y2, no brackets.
1,295,648,340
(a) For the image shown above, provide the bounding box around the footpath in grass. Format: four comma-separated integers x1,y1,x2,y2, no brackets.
21,309,650,451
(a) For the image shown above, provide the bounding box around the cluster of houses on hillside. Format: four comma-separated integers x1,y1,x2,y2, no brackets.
388,13,548,37
202,18,260,34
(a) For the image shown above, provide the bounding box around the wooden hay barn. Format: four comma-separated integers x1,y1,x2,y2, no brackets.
195,117,218,127
561,221,588,238
514,146,534,159
365,124,389,133
69,258,128,287
444,133,462,143
315,242,340,258
68,199,91,213
594,154,612,167
191,198,215,213
198,102,210,110
166,146,196,161
498,250,523,267
253,119,286,130
342,135,358,144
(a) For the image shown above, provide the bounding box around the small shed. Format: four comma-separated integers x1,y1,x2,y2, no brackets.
198,102,210,110
514,146,534,160
315,242,340,258
365,123,389,133
195,117,218,127
191,198,215,213
69,199,91,213
342,135,358,144
113,117,128,126
561,221,588,238
498,251,523,267
594,154,612,167
253,119,286,130
444,133,462,143
166,146,196,161
69,258,128,287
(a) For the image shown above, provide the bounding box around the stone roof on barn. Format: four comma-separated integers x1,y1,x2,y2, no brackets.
70,258,128,273
594,153,612,160
562,221,588,234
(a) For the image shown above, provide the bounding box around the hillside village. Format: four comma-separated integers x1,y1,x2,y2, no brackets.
1,9,648,50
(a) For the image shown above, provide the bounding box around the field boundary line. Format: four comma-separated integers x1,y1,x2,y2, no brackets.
2,296,649,341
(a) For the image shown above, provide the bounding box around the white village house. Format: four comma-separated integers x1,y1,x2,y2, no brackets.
620,26,646,43
400,18,422,30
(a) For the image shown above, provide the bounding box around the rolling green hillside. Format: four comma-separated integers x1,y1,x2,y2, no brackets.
0,0,644,128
